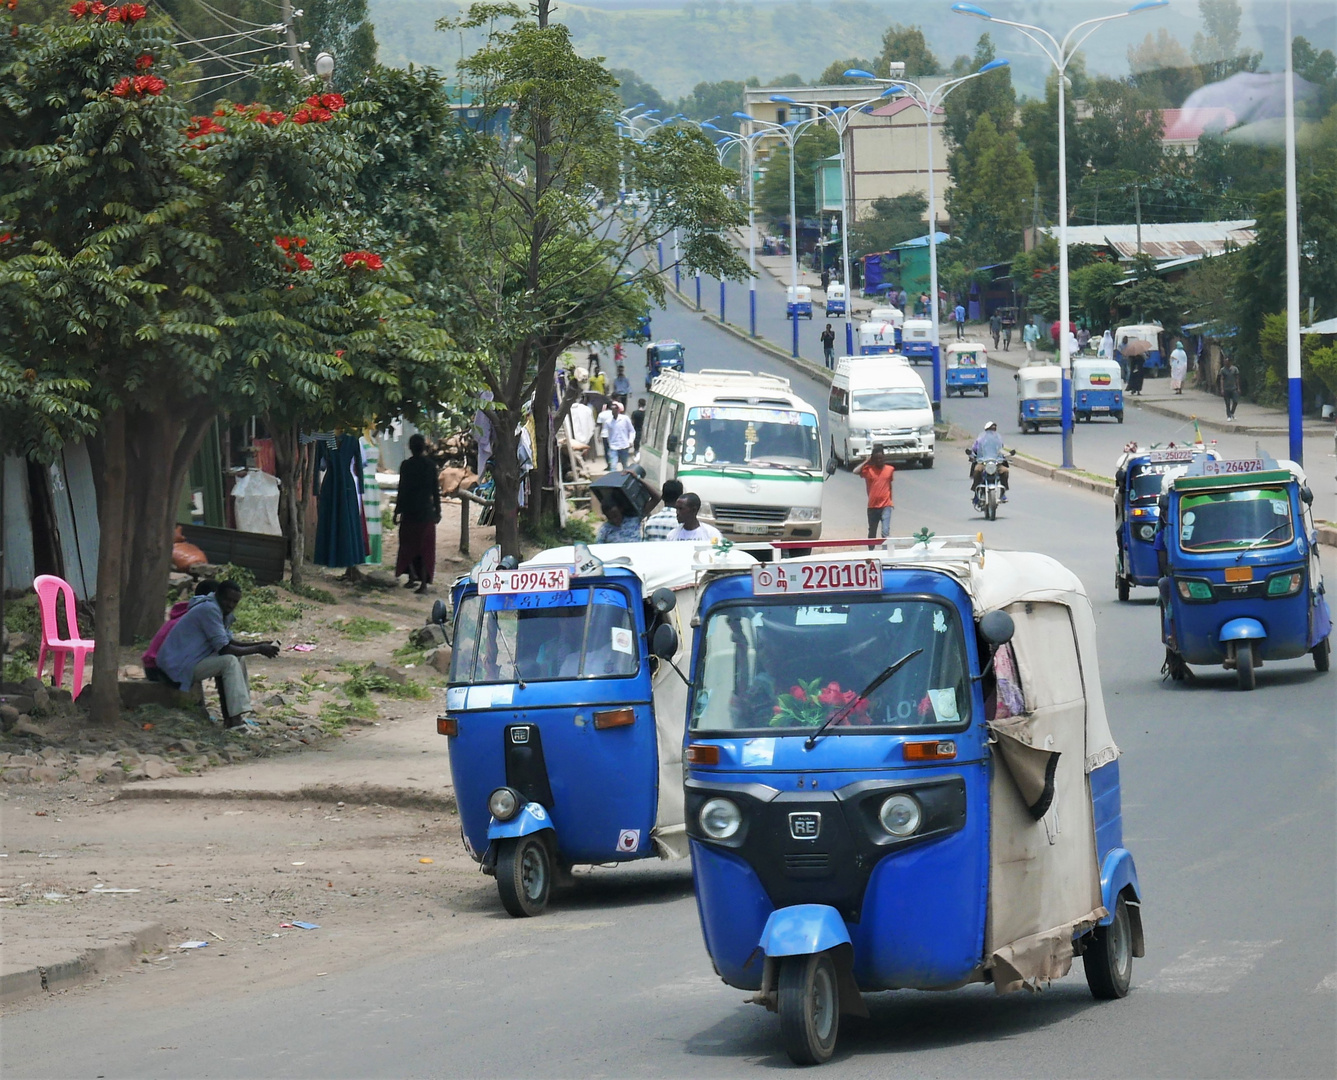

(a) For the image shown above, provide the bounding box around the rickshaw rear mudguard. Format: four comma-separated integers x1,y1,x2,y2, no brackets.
487,802,555,841
759,904,851,957
1095,848,1145,956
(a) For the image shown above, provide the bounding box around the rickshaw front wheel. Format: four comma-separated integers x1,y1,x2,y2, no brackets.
1084,895,1133,1000
1116,574,1130,603
1235,643,1256,691
778,952,840,1066
1313,639,1331,672
496,835,552,917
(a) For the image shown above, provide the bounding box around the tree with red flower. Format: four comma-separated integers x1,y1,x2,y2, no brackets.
342,250,384,271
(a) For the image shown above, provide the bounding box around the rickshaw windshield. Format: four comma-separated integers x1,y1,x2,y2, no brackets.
1178,488,1294,552
683,407,821,469
691,598,972,733
449,587,639,685
1129,464,1172,502
852,389,929,412
655,345,683,364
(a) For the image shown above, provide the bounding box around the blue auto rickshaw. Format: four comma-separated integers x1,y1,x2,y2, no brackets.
787,285,814,320
944,341,989,397
899,317,933,364
1113,446,1216,601
646,339,685,389
1073,358,1124,422
439,541,755,915
825,284,847,317
683,537,1143,1064
1158,455,1331,690
1015,365,1063,433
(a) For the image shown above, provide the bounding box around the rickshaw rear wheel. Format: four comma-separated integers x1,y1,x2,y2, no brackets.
983,386,989,398
778,952,840,1066
1117,574,1130,602
496,835,552,917
1314,639,1331,672
1084,895,1133,1000
1235,643,1256,691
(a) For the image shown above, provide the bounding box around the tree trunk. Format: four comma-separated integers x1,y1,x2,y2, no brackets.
87,408,126,725
527,355,557,529
270,420,307,589
490,412,522,558
118,405,215,643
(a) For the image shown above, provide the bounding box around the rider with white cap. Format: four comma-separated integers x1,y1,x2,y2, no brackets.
970,421,1011,502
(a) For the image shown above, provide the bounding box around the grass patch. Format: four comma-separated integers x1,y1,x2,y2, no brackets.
3,594,42,661
521,512,595,552
318,694,378,733
280,580,338,604
334,616,394,641
392,641,432,664
4,655,36,684
336,662,431,700
230,586,304,636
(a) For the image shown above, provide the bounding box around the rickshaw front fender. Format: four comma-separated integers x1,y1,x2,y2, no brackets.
759,904,851,957
1219,617,1266,642
487,802,555,841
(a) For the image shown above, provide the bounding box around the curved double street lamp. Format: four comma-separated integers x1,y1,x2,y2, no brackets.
844,58,1010,416
952,0,1169,467
702,122,769,337
732,110,823,359
768,90,890,357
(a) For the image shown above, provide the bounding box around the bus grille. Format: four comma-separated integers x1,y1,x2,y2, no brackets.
711,504,789,523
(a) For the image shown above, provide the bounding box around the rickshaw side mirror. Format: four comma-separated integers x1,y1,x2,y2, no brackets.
500,555,519,570
652,623,679,660
431,599,449,627
666,433,680,452
825,457,838,477
650,587,677,615
978,610,1015,646
1300,484,1313,506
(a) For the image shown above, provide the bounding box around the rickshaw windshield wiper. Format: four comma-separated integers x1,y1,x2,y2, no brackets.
1235,522,1292,560
804,649,924,751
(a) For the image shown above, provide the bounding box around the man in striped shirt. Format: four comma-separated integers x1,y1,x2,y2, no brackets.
642,479,684,541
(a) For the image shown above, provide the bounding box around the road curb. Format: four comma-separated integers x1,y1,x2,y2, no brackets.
1,922,166,1006
116,782,458,814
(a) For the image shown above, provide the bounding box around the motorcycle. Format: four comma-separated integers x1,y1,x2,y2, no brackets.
967,448,1013,521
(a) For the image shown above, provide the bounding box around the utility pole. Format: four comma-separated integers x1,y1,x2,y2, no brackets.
1134,183,1142,256
282,0,306,77
1031,177,1039,248
1093,185,1099,226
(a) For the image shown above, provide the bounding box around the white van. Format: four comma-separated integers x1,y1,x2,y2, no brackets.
641,369,825,542
827,356,935,468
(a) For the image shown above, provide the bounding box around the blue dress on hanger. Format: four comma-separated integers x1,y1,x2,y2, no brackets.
314,434,367,568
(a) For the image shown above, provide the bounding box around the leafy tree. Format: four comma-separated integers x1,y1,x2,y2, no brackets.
1121,255,1190,336
877,23,939,79
303,0,378,78
1192,0,1242,65
848,192,927,257
1017,61,1087,213
441,0,748,556
677,78,754,131
609,68,671,114
941,34,1014,150
755,125,838,223
817,58,877,86
767,73,806,87
1070,257,1123,330
944,114,1035,267
1127,28,1202,108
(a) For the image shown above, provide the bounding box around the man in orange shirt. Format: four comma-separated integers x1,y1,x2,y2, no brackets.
859,446,895,539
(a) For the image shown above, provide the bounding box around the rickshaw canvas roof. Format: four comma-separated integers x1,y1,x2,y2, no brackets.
522,542,756,594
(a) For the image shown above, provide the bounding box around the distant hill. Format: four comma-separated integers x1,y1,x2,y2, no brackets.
370,0,1326,101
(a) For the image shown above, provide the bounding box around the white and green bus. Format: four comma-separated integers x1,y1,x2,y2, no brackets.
640,369,826,544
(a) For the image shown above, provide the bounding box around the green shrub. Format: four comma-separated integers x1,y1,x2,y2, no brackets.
336,616,393,641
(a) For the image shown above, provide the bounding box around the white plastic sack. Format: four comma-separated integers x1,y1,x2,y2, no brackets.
232,469,282,536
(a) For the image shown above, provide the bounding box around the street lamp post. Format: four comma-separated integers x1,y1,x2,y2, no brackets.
769,91,890,358
845,59,1011,419
952,0,1169,468
705,123,767,338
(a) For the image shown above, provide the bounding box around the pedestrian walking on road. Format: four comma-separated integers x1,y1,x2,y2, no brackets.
859,447,895,539
643,479,684,541
953,302,966,340
1169,341,1189,394
820,323,836,369
989,310,1002,350
820,267,830,291
668,493,723,542
607,403,636,469
393,434,441,593
596,401,614,468
1002,320,1012,351
1023,318,1040,361
1218,355,1241,421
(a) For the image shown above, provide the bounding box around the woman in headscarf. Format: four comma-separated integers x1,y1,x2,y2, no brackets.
1097,329,1114,360
1169,340,1189,395
393,434,441,594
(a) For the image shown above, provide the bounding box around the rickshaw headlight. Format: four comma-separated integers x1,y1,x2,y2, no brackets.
488,787,520,821
1266,571,1303,597
878,794,921,837
1177,579,1213,601
699,798,742,840
1138,524,1157,541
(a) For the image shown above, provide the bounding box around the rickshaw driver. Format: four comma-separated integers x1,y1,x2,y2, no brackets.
970,421,1011,501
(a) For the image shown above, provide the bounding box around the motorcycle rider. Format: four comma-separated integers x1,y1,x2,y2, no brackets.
969,421,1011,503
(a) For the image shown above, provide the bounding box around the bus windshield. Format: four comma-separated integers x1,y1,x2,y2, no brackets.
682,406,821,469
691,598,972,733
450,587,639,684
1178,488,1294,552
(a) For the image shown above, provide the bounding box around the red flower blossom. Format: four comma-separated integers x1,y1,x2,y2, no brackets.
293,253,314,271
320,92,345,111
185,115,226,140
111,77,132,97
335,349,345,358
305,95,321,107
310,106,332,122
135,53,152,70
69,1,88,16
104,5,121,20
789,685,806,702
90,2,105,15
0,232,11,244
122,2,145,21
342,250,384,271
292,107,312,125
113,74,165,98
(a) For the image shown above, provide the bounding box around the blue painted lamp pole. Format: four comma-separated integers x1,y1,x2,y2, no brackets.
952,0,1168,466
1284,0,1303,465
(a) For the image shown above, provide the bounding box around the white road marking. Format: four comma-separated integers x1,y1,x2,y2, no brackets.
1145,940,1282,993
1317,972,1337,992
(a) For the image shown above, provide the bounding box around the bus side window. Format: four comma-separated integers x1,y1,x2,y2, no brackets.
644,396,663,447
828,385,844,415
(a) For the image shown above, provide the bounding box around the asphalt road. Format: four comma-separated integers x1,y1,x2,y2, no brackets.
4,297,1335,1079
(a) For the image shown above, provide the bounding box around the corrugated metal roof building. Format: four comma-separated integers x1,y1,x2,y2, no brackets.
1039,220,1256,261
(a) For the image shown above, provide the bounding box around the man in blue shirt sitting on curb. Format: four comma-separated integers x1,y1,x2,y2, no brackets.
155,581,279,728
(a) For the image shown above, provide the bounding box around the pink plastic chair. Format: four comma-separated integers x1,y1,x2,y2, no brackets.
33,575,96,699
